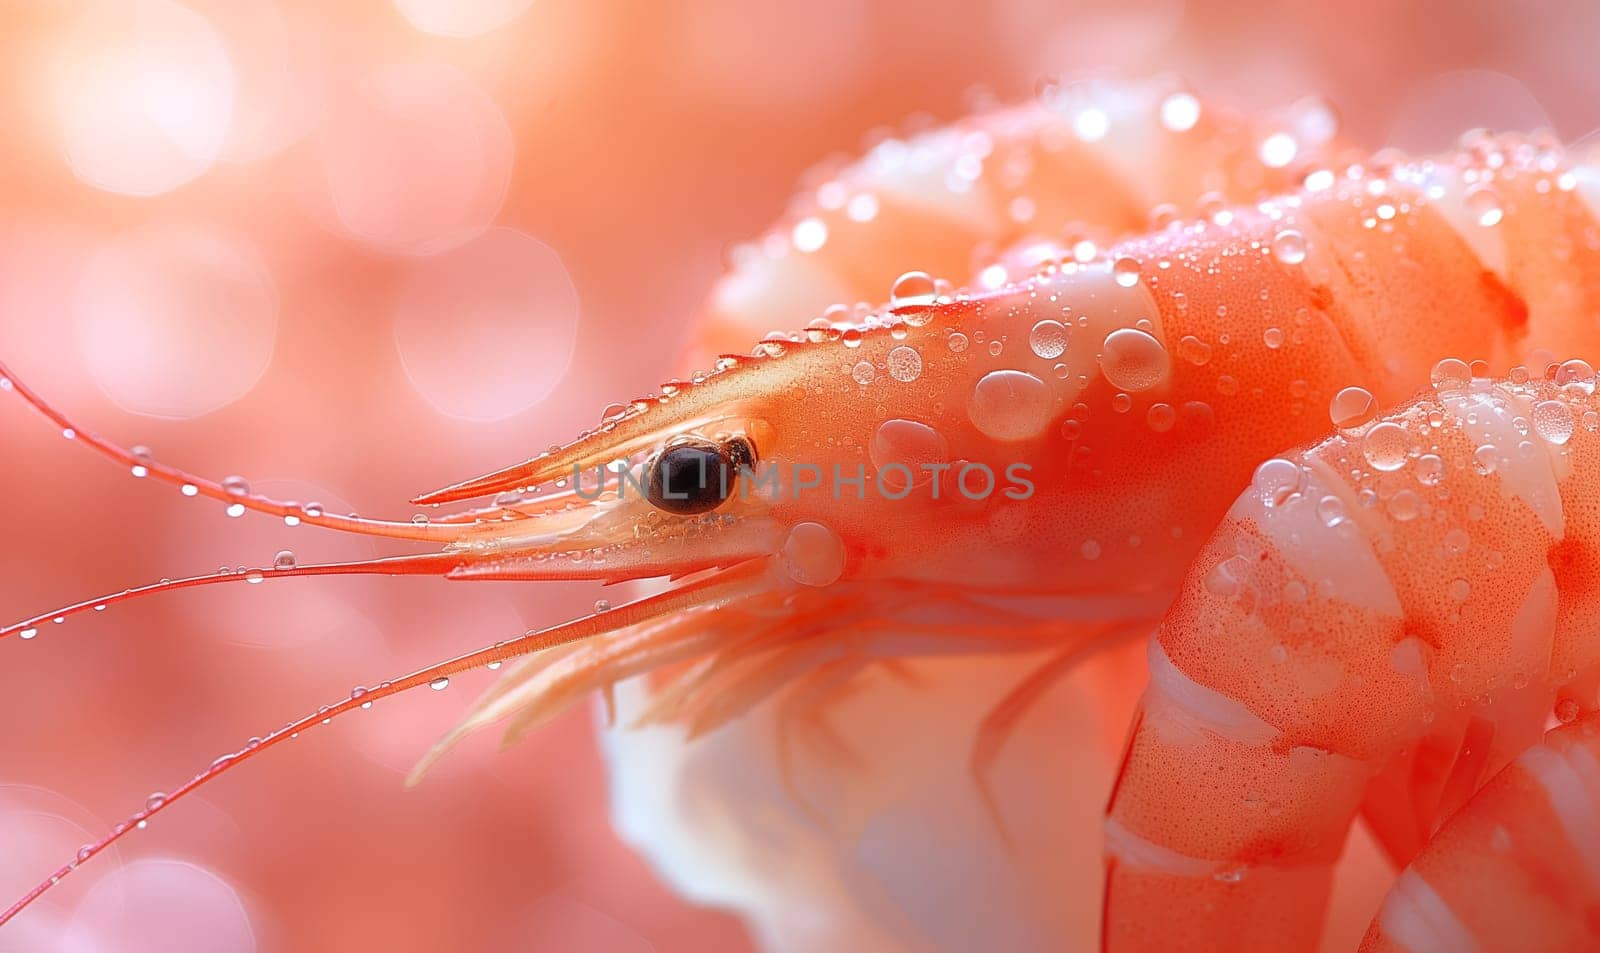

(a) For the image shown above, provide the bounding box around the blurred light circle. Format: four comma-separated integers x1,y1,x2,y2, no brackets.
320,62,513,255
64,859,254,953
1002,0,1183,77
207,0,327,162
74,226,278,419
54,0,236,196
676,3,870,108
393,228,579,421
1387,69,1552,152
393,0,536,37
0,784,122,945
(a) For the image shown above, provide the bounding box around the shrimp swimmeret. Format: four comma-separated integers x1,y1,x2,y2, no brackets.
3,81,1600,950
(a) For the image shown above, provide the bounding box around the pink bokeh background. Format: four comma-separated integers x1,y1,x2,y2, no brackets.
0,1,1597,950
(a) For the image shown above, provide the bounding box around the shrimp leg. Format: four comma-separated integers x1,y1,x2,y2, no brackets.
1360,709,1600,953
1104,370,1600,951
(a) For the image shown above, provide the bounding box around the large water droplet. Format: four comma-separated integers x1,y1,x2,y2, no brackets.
968,370,1052,441
1252,458,1302,505
1363,422,1410,471
1111,257,1141,288
1098,328,1169,392
1466,186,1503,226
871,419,948,473
1533,399,1574,445
1272,229,1307,265
889,271,937,308
272,550,297,571
1028,320,1068,359
1329,386,1376,428
886,345,923,382
1430,358,1471,390
780,522,846,587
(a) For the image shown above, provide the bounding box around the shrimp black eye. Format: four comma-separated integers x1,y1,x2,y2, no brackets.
646,439,735,514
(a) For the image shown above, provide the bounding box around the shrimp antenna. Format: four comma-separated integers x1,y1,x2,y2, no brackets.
0,559,766,927
0,360,460,543
0,553,465,642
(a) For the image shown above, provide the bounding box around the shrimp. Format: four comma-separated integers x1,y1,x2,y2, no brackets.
0,79,1351,934
1360,708,1600,953
1103,368,1600,951
0,88,1594,946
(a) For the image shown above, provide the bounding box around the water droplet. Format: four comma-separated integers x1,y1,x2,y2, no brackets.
780,522,846,587
1555,698,1582,723
486,660,503,671
1387,489,1420,521
889,271,937,309
1098,328,1169,392
180,483,199,497
887,346,923,382
947,332,969,353
1080,539,1102,560
273,550,297,571
1329,386,1376,428
1111,257,1141,288
851,361,876,385
1447,578,1471,602
145,792,167,811
1252,458,1302,505
1146,403,1176,432
1272,229,1307,265
1430,358,1471,390
1443,528,1471,556
1556,359,1596,393
1028,320,1068,359
244,570,264,584
221,475,250,496
594,599,611,613
225,503,246,518
968,370,1052,441
1533,400,1574,445
1316,495,1345,527
1466,186,1503,226
19,627,38,640
1262,327,1284,349
1363,422,1410,471
1177,335,1211,366
429,676,450,691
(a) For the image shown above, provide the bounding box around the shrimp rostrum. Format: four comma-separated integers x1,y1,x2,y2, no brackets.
4,78,1600,949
